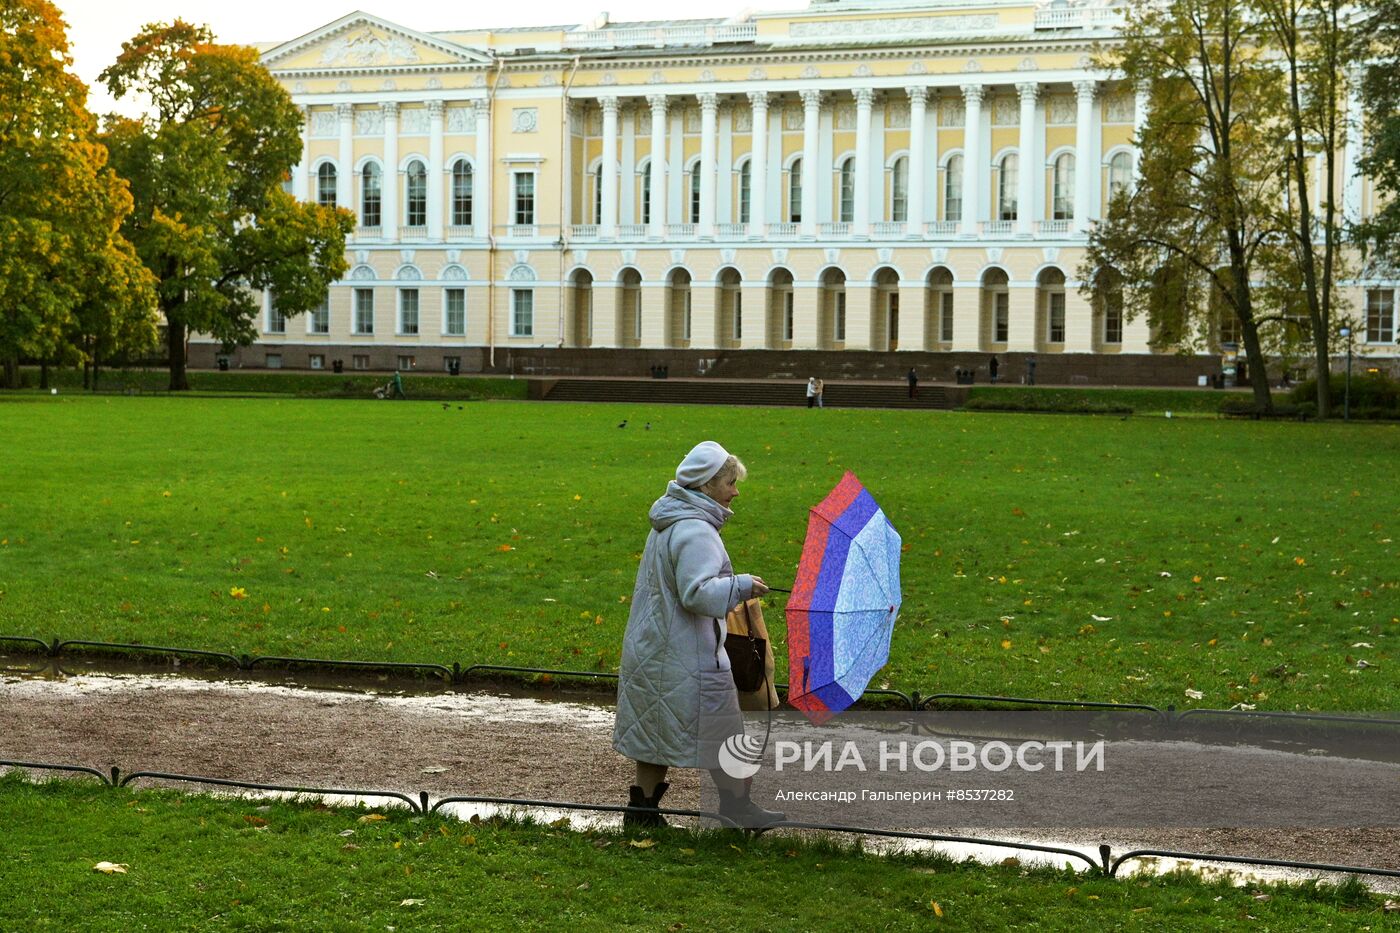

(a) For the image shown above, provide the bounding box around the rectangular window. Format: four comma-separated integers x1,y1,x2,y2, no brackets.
1105,303,1123,344
641,172,651,226
318,168,337,209
690,170,702,224
783,291,794,342
397,355,415,371
399,288,419,336
1048,292,1066,343
310,297,329,334
514,173,535,226
891,160,908,223
739,165,751,224
444,288,466,336
352,354,370,370
839,163,855,223
310,354,325,370
511,289,534,336
790,169,802,223
354,288,374,335
265,353,282,369
1366,289,1396,343
945,162,963,222
835,292,847,342
443,355,461,373
994,293,1009,343
267,301,286,334
940,291,954,342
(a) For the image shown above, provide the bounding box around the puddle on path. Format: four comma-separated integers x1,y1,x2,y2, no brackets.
4,665,1394,893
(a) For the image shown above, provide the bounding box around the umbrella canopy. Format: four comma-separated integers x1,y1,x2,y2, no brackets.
786,472,902,723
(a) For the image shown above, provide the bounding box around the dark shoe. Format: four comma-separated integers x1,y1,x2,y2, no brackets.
623,782,669,830
717,790,786,830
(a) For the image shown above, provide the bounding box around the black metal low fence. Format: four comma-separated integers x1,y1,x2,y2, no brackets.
3,758,1398,884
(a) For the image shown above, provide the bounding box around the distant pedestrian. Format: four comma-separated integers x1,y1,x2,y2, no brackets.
989,355,1000,384
806,376,818,409
1026,356,1037,386
814,378,824,409
906,368,919,399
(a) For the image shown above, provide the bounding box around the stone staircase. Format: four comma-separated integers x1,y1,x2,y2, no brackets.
539,378,960,410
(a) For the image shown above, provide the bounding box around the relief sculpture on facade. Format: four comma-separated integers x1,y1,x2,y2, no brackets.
320,29,422,67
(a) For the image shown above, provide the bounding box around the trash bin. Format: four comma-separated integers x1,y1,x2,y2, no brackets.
333,359,344,374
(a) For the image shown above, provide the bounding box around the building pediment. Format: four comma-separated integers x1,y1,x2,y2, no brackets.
261,11,491,72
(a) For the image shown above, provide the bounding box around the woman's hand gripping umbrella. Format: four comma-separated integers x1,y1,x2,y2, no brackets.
785,472,902,724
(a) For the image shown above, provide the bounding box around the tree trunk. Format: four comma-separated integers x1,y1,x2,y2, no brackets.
1238,315,1273,412
167,320,189,391
83,360,91,390
40,360,49,390
2,356,17,390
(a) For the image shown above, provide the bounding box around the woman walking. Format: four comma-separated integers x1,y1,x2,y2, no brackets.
612,441,785,829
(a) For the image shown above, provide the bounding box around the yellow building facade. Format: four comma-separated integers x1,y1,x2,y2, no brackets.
207,0,1394,377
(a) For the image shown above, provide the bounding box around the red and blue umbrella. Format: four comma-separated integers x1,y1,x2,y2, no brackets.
786,472,902,724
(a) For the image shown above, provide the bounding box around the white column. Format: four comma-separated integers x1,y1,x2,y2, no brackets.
1016,82,1038,237
294,106,310,202
699,92,718,238
800,89,822,238
336,104,353,211
1133,86,1149,183
474,99,491,238
960,84,984,237
1074,80,1097,233
906,87,927,237
428,101,445,240
748,92,769,238
853,87,874,238
1343,68,1364,226
382,102,399,241
620,106,636,225
648,94,668,238
600,96,620,238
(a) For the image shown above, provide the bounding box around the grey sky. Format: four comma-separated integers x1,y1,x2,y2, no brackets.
52,1,804,118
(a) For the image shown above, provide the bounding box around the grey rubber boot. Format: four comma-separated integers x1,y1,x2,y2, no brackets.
717,789,786,830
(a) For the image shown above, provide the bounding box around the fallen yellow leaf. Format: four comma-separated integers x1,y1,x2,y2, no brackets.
629,838,657,849
357,813,387,823
93,862,129,874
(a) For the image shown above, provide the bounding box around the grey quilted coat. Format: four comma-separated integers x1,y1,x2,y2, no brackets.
612,482,754,769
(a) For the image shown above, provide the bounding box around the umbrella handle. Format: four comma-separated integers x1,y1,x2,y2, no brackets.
764,587,791,594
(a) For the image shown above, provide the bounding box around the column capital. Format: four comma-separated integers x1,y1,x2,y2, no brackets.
800,88,824,110
336,103,353,120
698,92,719,113
600,95,621,116
647,93,668,113
427,100,445,118
961,83,985,105
381,101,399,119
906,86,928,105
747,90,769,111
853,87,876,108
1016,81,1040,102
1074,79,1098,101
473,98,491,117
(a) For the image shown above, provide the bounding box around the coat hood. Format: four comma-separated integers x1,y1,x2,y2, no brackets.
649,481,732,531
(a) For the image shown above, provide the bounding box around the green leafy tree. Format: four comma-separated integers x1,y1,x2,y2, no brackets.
1085,0,1289,411
1358,0,1400,281
100,21,353,390
0,0,156,388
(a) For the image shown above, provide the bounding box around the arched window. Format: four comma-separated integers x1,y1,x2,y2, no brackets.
689,164,701,224
998,153,1019,221
738,160,752,225
789,158,803,223
1053,152,1075,220
944,154,963,222
838,157,855,223
890,157,909,223
451,160,473,227
1108,151,1133,199
360,164,380,226
405,161,427,227
317,164,337,209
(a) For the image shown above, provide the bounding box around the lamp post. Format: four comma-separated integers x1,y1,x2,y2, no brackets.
1339,326,1352,421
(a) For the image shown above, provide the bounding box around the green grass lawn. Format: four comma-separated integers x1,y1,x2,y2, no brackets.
0,775,1385,931
0,396,1396,710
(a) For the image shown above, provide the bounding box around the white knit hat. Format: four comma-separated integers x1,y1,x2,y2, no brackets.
675,441,730,488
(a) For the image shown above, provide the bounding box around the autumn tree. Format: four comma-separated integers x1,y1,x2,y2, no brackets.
1085,0,1289,411
100,21,353,390
1358,0,1400,281
0,0,157,388
1254,0,1362,418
